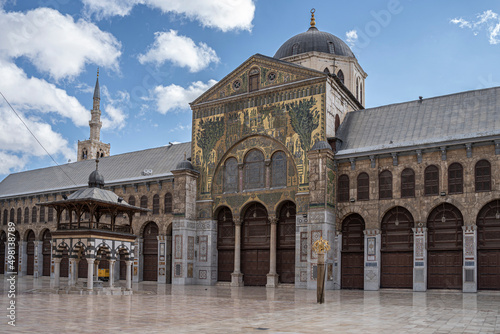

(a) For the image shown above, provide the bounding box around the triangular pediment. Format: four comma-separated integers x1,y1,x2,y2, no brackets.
191,54,326,106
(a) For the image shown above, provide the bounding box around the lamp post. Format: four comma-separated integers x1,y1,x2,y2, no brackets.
312,237,331,304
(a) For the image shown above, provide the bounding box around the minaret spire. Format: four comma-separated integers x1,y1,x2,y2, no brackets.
90,68,102,142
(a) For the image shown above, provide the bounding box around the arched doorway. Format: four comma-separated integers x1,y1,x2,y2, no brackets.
26,230,36,275
217,207,234,282
78,252,88,279
59,246,69,278
42,230,51,276
427,203,463,289
341,214,365,289
381,207,414,288
277,201,296,284
0,232,6,274
477,200,500,290
119,249,127,281
242,203,269,286
143,222,158,281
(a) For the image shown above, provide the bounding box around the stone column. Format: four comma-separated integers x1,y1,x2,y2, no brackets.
74,259,79,285
265,159,271,189
463,225,477,293
364,229,381,291
125,260,132,290
53,258,62,289
413,226,427,292
94,260,99,280
266,216,278,288
231,218,244,286
19,241,27,276
87,258,95,291
108,259,116,288
68,258,77,286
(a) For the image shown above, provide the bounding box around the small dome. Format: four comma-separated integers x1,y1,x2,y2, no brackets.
311,141,332,151
175,160,195,171
274,27,355,59
88,169,105,188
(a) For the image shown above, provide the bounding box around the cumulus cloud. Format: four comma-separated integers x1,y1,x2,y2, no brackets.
153,80,217,114
346,30,358,48
100,86,128,130
451,10,500,45
0,8,121,80
138,30,219,72
83,0,255,32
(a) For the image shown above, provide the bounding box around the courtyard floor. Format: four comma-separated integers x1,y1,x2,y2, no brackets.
1,275,499,333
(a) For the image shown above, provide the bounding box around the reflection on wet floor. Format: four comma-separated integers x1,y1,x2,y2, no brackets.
1,276,499,333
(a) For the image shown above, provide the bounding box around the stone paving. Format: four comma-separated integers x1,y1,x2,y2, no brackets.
1,276,499,333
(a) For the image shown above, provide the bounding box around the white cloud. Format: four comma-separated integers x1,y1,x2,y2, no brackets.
100,86,128,130
0,7,122,80
451,10,500,45
138,30,219,72
153,80,217,114
83,0,255,32
346,30,358,48
169,123,192,132
0,151,27,175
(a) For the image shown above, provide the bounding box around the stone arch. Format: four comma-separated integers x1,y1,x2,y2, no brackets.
54,242,70,278
426,199,468,226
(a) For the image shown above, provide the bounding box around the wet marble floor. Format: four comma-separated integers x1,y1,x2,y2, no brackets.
1,275,499,333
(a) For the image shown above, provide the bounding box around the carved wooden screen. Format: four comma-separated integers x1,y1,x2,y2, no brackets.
337,174,349,202
224,158,238,193
424,165,439,195
271,151,287,188
357,173,369,201
379,170,393,199
448,163,463,194
475,160,491,192
140,195,148,216
153,194,160,215
427,203,463,251
164,193,172,213
401,168,415,198
244,150,265,190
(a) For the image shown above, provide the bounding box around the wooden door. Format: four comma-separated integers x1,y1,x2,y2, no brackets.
120,258,127,280
143,222,158,281
477,200,500,290
427,203,463,289
42,230,51,276
60,248,69,277
341,214,365,289
78,257,88,278
277,201,296,284
217,207,234,282
26,231,35,275
381,207,413,288
242,203,269,286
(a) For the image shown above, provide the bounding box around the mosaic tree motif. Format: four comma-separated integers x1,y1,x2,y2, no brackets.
286,97,319,153
196,117,225,192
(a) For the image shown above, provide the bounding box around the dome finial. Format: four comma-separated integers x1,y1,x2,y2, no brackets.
310,8,316,27
97,67,99,78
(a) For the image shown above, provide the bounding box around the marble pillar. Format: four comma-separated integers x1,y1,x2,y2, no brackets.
463,225,477,293
231,218,243,286
125,260,132,290
266,216,278,288
34,241,42,278
364,229,381,291
413,227,427,291
87,258,95,290
108,259,116,288
53,258,62,289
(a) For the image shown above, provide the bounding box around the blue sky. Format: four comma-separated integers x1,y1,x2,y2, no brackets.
0,0,499,181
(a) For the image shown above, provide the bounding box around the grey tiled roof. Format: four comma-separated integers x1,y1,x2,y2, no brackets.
0,142,191,199
336,86,500,157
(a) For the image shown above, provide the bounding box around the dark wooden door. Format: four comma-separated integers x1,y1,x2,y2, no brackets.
477,200,500,290
26,231,35,275
120,258,127,280
42,230,51,276
217,207,234,282
427,203,463,289
0,233,5,274
277,201,296,284
341,214,365,289
79,257,88,278
242,203,269,286
60,248,69,277
143,222,158,281
381,207,413,288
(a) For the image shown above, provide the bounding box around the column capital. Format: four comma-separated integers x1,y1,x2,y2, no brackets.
268,215,278,225
233,217,242,226
87,257,95,264
53,257,62,264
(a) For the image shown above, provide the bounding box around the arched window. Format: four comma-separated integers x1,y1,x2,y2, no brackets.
356,78,359,100
32,207,37,224
475,160,491,192
17,208,21,225
224,158,238,193
10,208,15,223
140,195,148,216
24,208,29,224
401,168,415,198
337,70,345,84
424,165,439,195
379,170,393,199
337,174,350,202
2,209,7,225
357,173,369,201
48,207,53,222
164,193,173,214
82,148,87,160
128,196,135,207
271,151,287,188
244,149,265,190
448,163,463,194
323,67,330,74
360,83,363,104
152,194,160,215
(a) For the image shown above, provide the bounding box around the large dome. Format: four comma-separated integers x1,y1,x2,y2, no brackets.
274,26,355,59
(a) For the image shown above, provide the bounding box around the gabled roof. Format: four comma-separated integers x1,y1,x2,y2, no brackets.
191,53,327,106
336,86,500,157
0,142,191,199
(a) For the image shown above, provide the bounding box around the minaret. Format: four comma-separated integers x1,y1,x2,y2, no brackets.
77,68,111,162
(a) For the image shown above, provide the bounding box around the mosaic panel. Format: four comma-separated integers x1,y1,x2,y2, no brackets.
187,236,195,260
199,270,207,280
300,232,308,262
174,235,182,260
464,235,475,260
367,237,376,261
415,235,424,261
174,263,182,278
199,236,208,262
300,271,307,282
